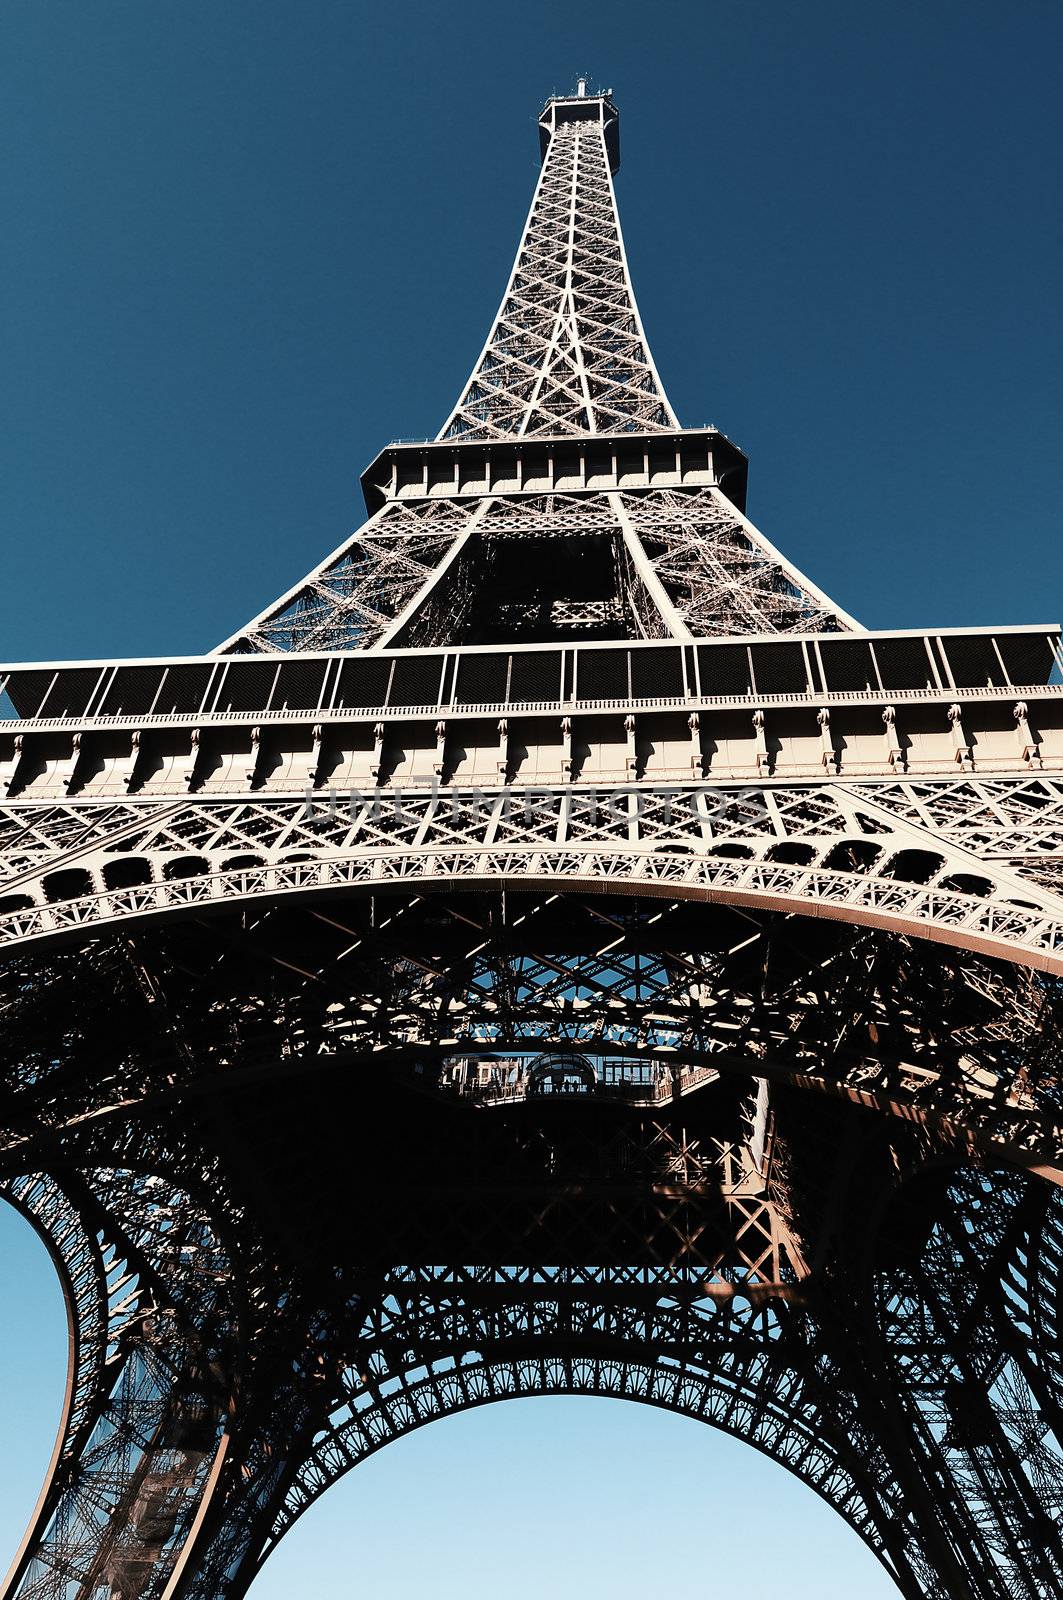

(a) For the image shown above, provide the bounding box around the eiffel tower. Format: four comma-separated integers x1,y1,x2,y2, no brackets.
3,81,1063,1600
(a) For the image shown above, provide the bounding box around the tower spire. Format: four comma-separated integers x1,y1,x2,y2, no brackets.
215,87,858,654
439,90,677,440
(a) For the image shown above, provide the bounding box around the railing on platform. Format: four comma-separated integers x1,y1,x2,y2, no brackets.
434,1057,720,1107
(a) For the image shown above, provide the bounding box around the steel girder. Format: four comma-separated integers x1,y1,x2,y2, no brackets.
220,484,856,657
4,897,1063,1598
0,1159,238,1600
2,774,1063,977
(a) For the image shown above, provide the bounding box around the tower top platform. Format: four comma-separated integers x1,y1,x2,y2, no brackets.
539,85,620,173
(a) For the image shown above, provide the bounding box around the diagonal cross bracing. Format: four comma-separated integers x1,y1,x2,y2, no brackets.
218,89,856,653
439,107,677,441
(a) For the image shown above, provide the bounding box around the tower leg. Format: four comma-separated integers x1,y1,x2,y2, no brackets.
0,1165,237,1600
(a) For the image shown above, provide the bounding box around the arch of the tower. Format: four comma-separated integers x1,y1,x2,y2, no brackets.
16,1156,1048,1600
172,1150,1062,1600
246,1310,908,1594
2,783,1063,980
1,881,1060,1185
0,1074,896,1598
241,1162,1063,1600
6,1156,1063,1600
7,846,1061,972
3,891,1063,1600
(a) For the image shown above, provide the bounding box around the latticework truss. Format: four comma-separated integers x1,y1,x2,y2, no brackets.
2,82,1063,1600
3,899,1063,1599
222,482,855,654
440,101,675,440
4,776,1063,979
217,496,472,655
218,83,854,654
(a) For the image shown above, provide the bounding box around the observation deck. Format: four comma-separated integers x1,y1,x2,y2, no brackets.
539,85,620,173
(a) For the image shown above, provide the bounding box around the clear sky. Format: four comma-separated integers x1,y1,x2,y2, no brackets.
0,0,1060,1594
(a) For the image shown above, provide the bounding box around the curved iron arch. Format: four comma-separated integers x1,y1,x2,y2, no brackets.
1,778,1062,978
251,1351,911,1595
0,1177,107,1597
0,1155,244,1600
3,890,1063,1599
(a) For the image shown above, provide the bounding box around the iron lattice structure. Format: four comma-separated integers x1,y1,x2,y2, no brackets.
2,85,1063,1600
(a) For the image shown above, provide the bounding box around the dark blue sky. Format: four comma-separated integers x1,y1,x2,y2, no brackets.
0,4,1059,1595
2,0,1060,665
